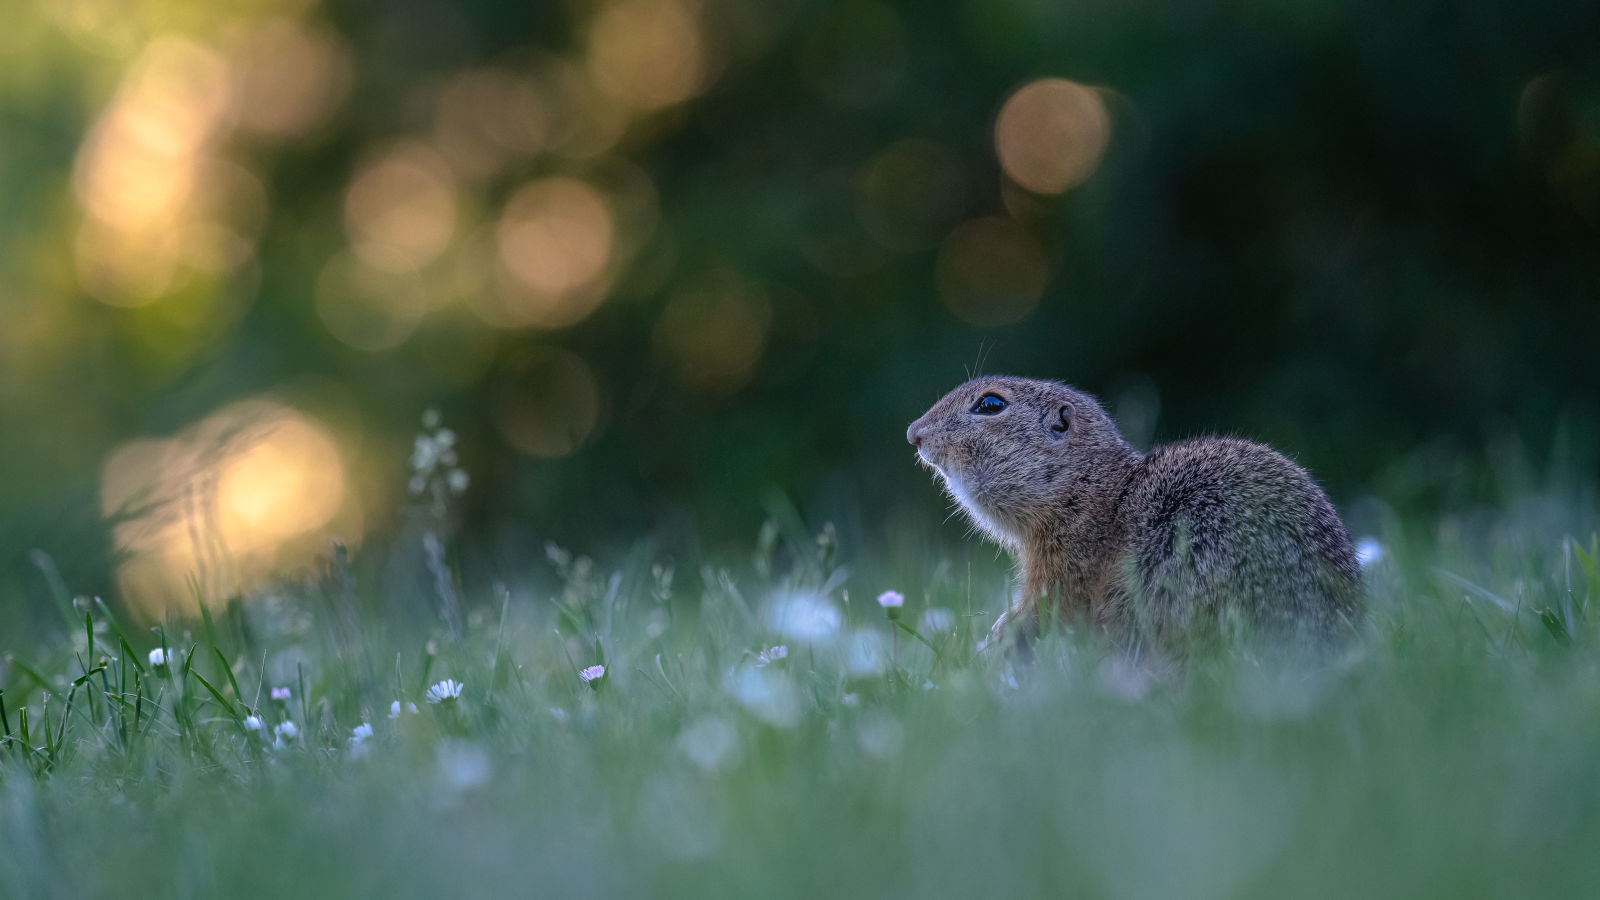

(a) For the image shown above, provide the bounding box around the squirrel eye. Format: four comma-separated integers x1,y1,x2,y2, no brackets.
970,394,1007,415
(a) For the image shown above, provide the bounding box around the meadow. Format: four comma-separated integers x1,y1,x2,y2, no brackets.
3,459,1598,900
3,1,1597,897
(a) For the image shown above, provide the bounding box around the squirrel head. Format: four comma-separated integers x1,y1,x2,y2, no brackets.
907,376,1133,546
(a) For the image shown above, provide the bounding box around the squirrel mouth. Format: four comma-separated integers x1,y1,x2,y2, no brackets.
917,450,965,494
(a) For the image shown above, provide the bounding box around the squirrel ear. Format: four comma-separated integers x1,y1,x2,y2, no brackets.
1050,403,1071,437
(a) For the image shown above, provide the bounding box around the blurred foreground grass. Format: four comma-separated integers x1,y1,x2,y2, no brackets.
3,506,1600,899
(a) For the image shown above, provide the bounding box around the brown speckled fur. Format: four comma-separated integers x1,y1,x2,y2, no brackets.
907,376,1363,656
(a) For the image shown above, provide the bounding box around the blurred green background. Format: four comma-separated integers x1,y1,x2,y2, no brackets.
2,0,1598,633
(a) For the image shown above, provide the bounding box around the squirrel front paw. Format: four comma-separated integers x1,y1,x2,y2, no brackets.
979,607,1039,661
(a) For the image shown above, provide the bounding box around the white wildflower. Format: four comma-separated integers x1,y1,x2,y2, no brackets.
844,628,888,677
725,666,800,727
677,716,740,772
434,428,456,450
876,590,904,609
147,647,168,667
243,715,263,732
754,645,788,666
270,686,291,703
447,469,470,494
425,679,464,704
544,541,571,567
273,720,299,747
411,435,440,472
388,700,419,718
1355,537,1384,568
579,664,606,685
763,592,843,645
350,722,373,745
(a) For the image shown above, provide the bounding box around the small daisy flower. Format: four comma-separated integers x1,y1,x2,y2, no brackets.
147,647,168,667
274,720,299,743
426,679,464,704
755,645,788,666
350,722,373,745
877,590,905,620
270,686,291,703
243,715,263,732
579,664,606,686
388,700,420,718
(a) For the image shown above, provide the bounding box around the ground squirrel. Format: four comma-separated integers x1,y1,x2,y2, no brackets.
907,376,1363,656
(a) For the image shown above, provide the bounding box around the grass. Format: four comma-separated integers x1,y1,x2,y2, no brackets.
3,501,1600,899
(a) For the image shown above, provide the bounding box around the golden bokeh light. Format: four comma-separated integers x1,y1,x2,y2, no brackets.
75,39,229,228
995,78,1112,195
935,217,1051,327
654,271,772,392
228,19,351,138
587,0,711,110
315,250,429,351
492,348,602,458
433,68,549,179
214,418,345,550
344,142,459,271
72,36,242,307
74,221,182,302
494,177,615,327
100,399,352,615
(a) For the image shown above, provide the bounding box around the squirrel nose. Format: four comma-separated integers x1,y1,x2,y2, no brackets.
907,423,923,447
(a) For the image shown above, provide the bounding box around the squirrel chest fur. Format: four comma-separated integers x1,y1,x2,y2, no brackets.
907,376,1363,653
